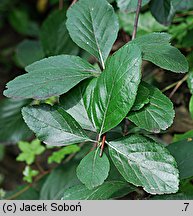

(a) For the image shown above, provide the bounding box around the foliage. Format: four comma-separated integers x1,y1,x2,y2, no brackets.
1,0,193,200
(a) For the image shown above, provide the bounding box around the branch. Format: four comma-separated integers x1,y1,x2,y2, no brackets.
132,0,142,40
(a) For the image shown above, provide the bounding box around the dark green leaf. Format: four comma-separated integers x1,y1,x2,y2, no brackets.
131,82,150,111
77,150,110,189
167,139,193,179
108,134,179,194
0,99,32,144
60,81,96,132
128,82,174,133
132,33,189,73
62,181,135,200
117,0,150,12
22,105,92,146
150,0,175,26
16,40,44,68
4,55,98,100
172,0,193,11
85,43,142,136
40,162,80,200
40,10,79,56
66,0,119,68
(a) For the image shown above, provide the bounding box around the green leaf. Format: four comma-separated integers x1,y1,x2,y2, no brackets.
167,139,193,179
189,95,193,119
16,40,44,68
77,150,110,189
0,99,32,144
23,166,39,183
48,145,80,164
40,10,79,56
85,43,142,136
187,71,193,94
150,0,175,26
4,55,98,100
128,82,174,133
173,130,193,142
60,81,96,132
131,82,150,111
66,0,119,68
17,139,45,165
172,0,193,11
108,134,179,194
62,181,135,200
116,0,150,12
132,33,189,73
40,162,80,200
22,105,92,146
118,11,167,37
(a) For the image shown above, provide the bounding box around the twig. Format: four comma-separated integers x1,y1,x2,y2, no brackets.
132,0,142,40
70,0,77,7
59,0,64,10
100,134,106,157
169,74,188,98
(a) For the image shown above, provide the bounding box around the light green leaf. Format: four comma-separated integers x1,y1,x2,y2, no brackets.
167,139,193,180
60,81,96,132
4,55,98,100
108,134,179,194
128,82,174,133
118,11,167,36
131,82,150,111
85,43,142,136
22,105,92,146
48,145,80,164
133,33,188,73
23,166,39,183
189,95,193,119
62,181,135,200
0,99,32,144
173,130,193,142
187,71,193,94
116,0,150,12
77,150,110,189
66,0,119,68
16,40,44,68
17,139,45,165
40,10,79,56
150,0,175,26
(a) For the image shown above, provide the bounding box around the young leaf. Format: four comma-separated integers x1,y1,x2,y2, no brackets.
23,166,39,183
40,10,79,56
108,134,179,194
132,33,189,73
62,181,135,200
85,43,142,136
4,55,98,100
66,0,119,68
76,150,110,189
127,82,174,133
117,0,150,12
17,139,45,165
48,145,80,164
167,139,193,180
150,0,175,26
22,105,92,146
189,95,193,119
0,99,32,144
60,81,96,132
131,82,150,111
173,130,193,142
